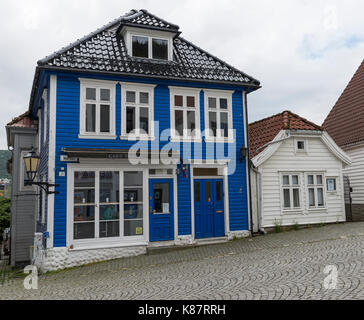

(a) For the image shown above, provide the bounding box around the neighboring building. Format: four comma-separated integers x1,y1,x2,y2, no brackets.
10,9,261,271
249,111,351,231
323,59,364,222
5,112,38,267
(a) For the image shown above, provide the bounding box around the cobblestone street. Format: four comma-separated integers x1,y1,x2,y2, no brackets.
1,222,364,300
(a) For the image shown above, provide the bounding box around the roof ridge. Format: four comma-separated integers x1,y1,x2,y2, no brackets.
7,111,31,126
178,36,261,86
249,111,285,127
139,9,179,30
287,110,323,131
38,9,142,65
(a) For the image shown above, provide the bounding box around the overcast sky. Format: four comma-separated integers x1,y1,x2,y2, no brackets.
1,0,364,149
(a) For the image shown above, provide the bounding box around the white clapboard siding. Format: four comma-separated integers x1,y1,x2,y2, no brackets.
344,145,364,205
259,136,346,228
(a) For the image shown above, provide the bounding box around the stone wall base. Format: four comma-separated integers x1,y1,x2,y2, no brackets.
34,246,147,273
227,231,251,240
352,204,364,222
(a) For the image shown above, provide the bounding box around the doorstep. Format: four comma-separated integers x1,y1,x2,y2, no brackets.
147,237,229,255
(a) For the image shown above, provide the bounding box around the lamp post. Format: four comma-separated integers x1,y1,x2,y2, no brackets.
24,148,59,195
240,147,248,163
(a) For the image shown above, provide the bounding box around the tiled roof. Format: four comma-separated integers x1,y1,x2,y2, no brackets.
7,112,35,128
36,9,260,86
323,59,364,147
249,111,322,159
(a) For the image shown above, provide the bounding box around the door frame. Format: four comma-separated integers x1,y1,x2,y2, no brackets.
149,178,176,242
190,163,230,241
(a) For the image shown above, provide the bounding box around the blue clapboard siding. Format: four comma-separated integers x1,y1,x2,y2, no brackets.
49,70,250,247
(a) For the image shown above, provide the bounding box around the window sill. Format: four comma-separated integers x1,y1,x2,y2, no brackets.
69,240,148,251
170,137,202,143
282,209,304,215
308,207,328,212
79,134,117,140
120,135,155,141
204,137,235,144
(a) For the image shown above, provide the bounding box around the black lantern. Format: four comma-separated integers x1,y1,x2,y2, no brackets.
240,147,248,162
23,147,59,195
24,149,40,183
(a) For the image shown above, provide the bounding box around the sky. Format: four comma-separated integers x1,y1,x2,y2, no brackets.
1,0,364,149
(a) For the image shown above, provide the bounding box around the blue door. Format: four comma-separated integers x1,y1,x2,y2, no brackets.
149,179,174,242
194,179,225,239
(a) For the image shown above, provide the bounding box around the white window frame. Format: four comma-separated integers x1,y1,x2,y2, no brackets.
79,78,117,140
169,86,202,142
294,138,308,154
307,173,327,209
123,27,174,61
204,89,234,143
120,82,156,140
326,177,338,194
42,89,48,145
67,166,149,250
280,173,302,212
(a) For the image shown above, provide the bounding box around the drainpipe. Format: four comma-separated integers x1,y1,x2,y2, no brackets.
250,165,264,234
243,91,255,237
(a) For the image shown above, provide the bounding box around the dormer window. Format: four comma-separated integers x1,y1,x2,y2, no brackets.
123,27,174,61
131,35,169,60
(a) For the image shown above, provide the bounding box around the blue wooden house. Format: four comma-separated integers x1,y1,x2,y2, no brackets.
23,9,260,271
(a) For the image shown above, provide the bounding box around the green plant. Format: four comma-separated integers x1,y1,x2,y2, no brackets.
293,222,300,231
274,220,282,233
0,197,11,236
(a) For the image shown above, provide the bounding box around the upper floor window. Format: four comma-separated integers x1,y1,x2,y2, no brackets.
295,138,307,153
204,90,234,142
79,79,116,139
131,35,170,60
169,87,201,141
121,83,156,140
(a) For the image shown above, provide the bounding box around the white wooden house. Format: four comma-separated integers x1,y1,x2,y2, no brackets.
249,111,351,231
323,59,364,222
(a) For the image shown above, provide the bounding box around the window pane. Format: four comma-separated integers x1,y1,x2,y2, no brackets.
318,188,324,206
220,112,228,138
124,204,143,219
292,175,299,185
317,175,323,185
100,205,120,221
86,104,96,132
100,221,119,238
140,107,149,134
100,89,110,101
74,223,95,240
126,91,136,103
124,189,143,203
126,107,136,134
132,36,148,58
216,181,222,201
293,189,300,208
153,183,170,214
124,220,143,237
140,92,149,104
174,95,183,107
297,141,305,150
152,38,168,60
208,97,216,109
309,188,315,206
86,88,96,100
100,172,119,203
308,175,314,185
206,182,211,202
283,189,290,208
220,98,228,109
195,182,200,202
187,111,196,136
124,172,143,187
74,171,95,204
175,110,183,136
100,104,110,133
209,112,217,137
283,175,290,186
327,179,336,192
187,96,195,108
74,206,95,222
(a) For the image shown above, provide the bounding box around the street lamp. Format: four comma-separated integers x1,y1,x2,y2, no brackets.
24,148,59,195
240,147,248,163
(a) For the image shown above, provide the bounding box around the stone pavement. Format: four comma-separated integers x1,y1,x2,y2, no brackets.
0,222,363,300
